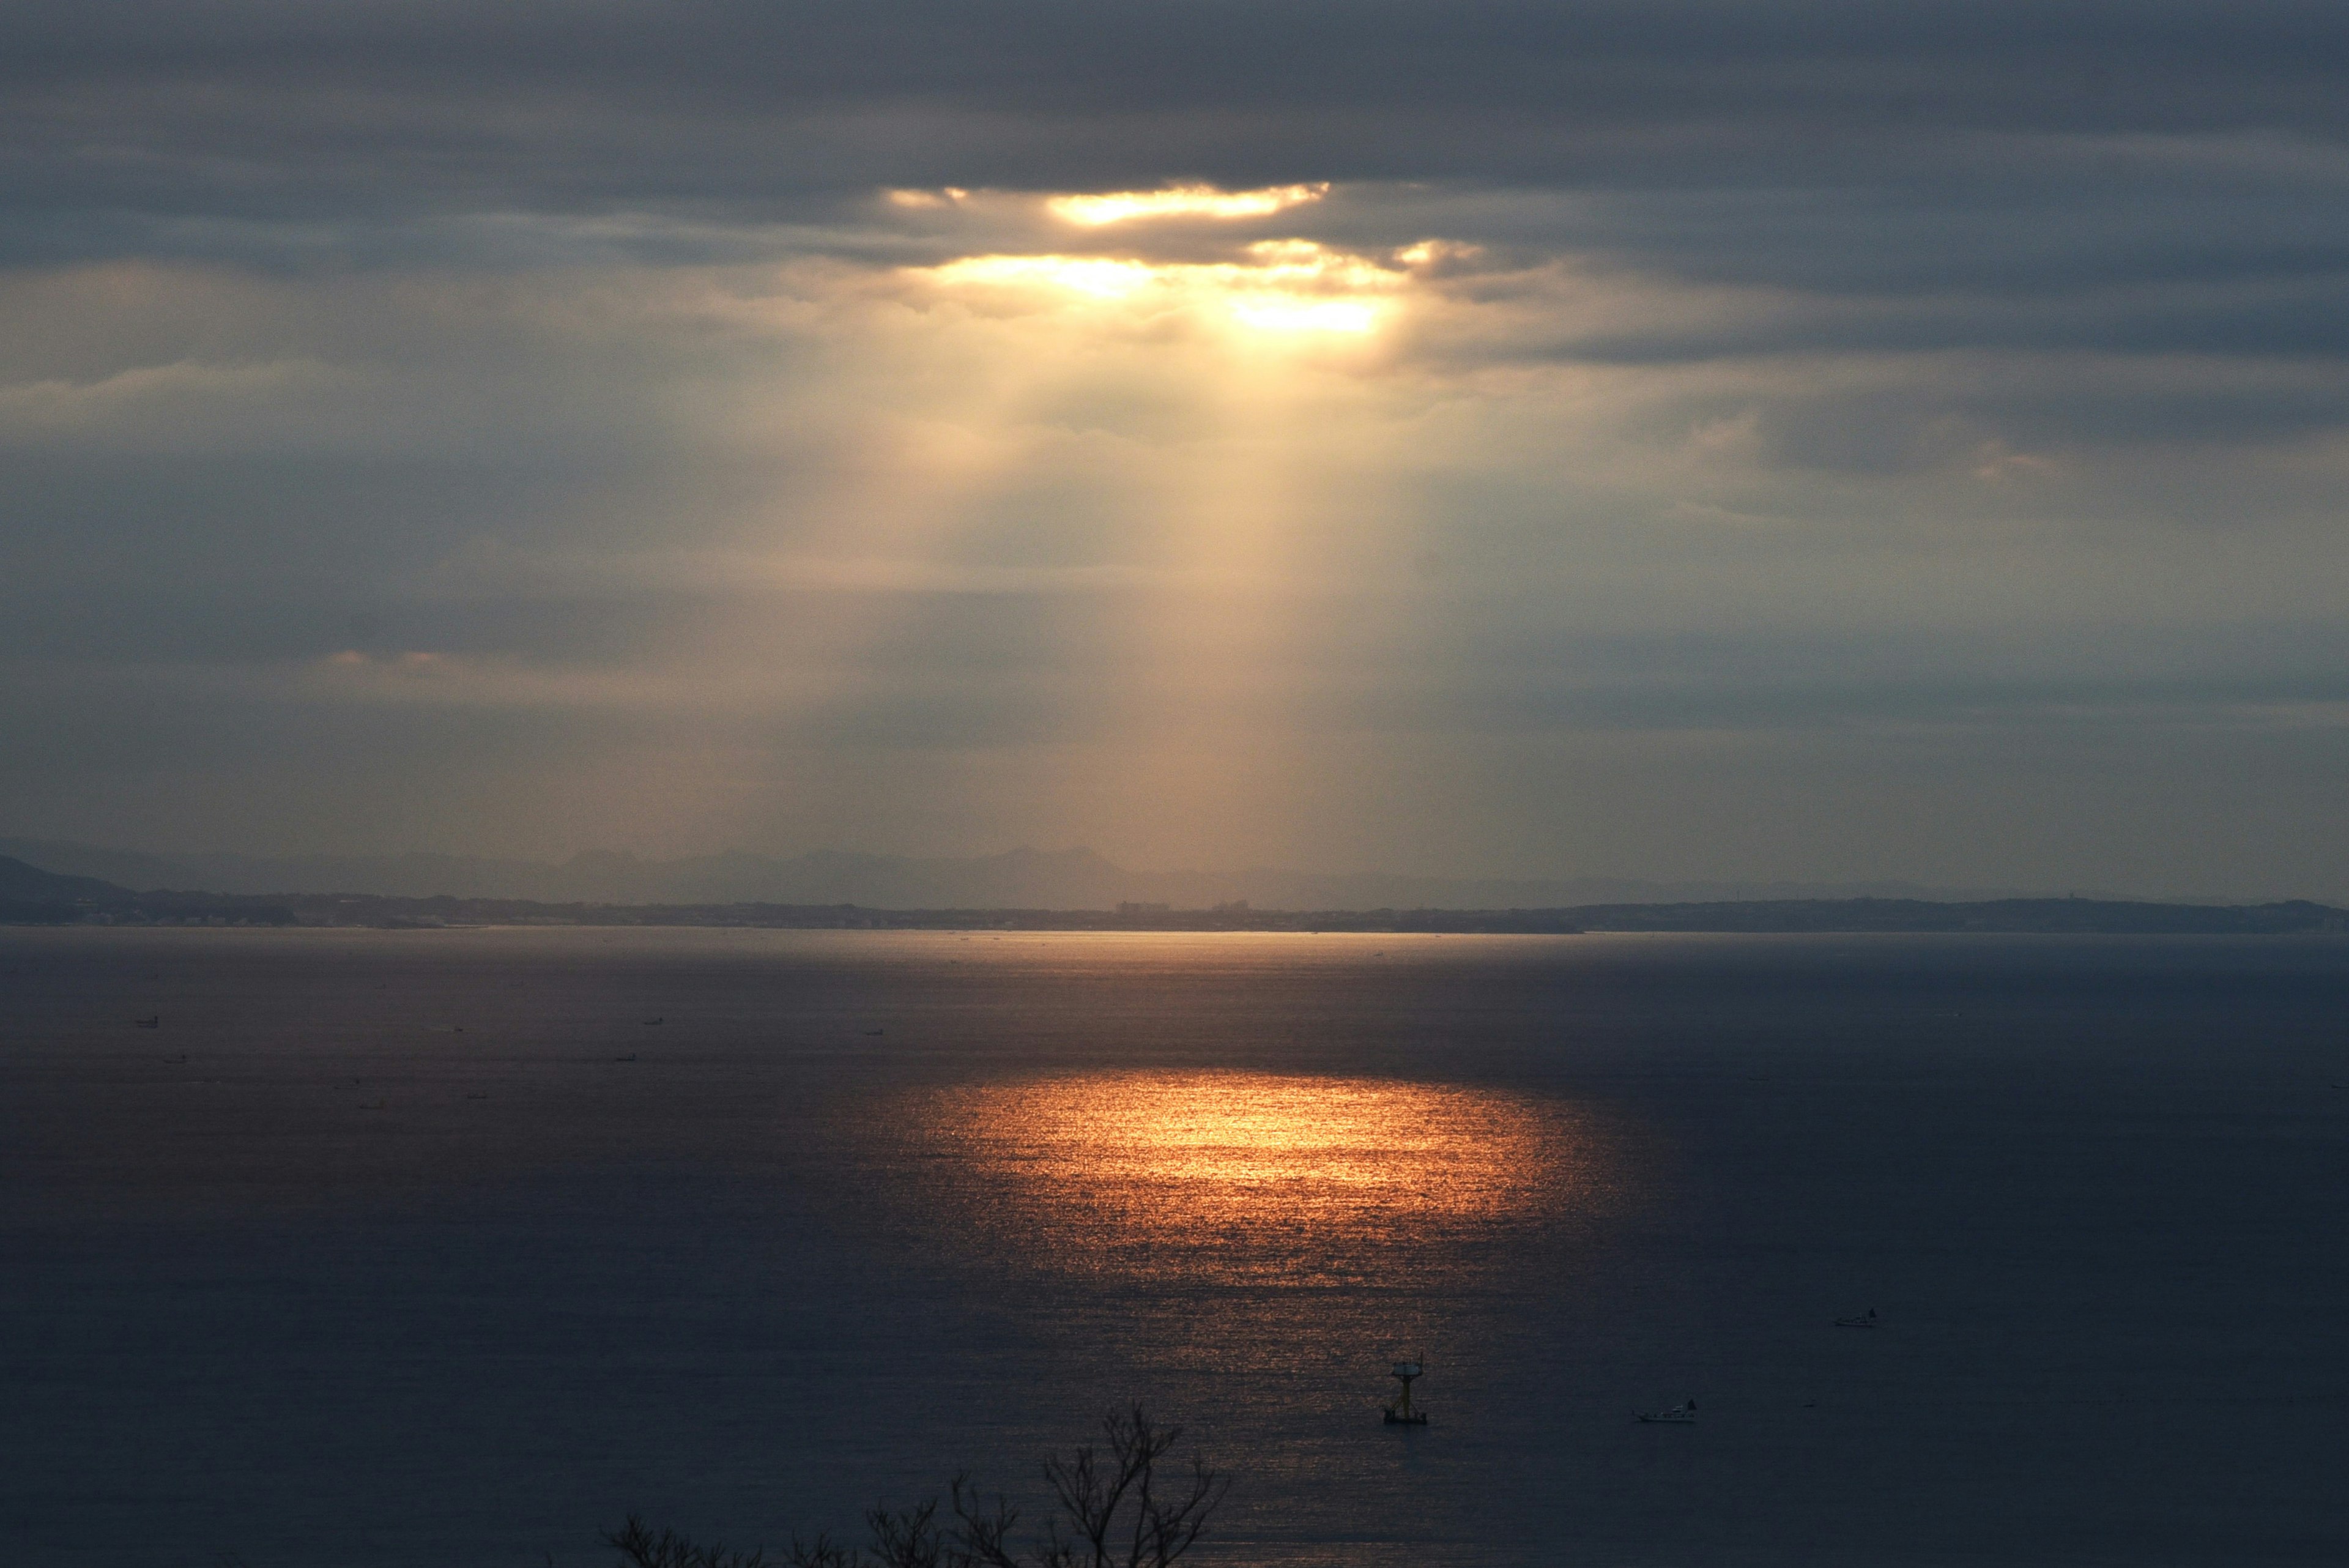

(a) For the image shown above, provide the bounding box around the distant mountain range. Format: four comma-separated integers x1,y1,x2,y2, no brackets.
7,852,2346,936
0,836,2058,910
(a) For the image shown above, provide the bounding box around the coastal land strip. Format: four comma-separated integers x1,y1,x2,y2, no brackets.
5,855,2343,936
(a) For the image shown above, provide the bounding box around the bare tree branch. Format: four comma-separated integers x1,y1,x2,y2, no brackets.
948,1470,1028,1568
603,1405,1223,1568
785,1533,860,1568
604,1513,770,1568
863,1497,947,1568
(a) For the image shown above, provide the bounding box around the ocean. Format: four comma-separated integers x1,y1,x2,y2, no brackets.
4,927,2345,1566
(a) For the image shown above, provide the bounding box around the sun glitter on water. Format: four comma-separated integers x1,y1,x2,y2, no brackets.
896,1070,1613,1285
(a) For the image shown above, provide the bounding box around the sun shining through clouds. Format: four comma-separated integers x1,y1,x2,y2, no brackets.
918,240,1409,336
256,183,1470,858
847,192,1449,855
1046,182,1330,226
884,1070,1627,1287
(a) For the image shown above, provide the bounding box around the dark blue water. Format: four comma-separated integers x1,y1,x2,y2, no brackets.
4,929,2346,1566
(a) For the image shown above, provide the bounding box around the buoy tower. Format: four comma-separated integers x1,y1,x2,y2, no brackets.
1384,1358,1429,1425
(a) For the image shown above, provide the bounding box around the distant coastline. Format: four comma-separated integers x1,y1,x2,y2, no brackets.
0,835,2170,912
5,856,2343,936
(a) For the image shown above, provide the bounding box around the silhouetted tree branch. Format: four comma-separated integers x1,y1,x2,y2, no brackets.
605,1514,769,1568
783,1535,859,1568
605,1405,1225,1568
864,1497,947,1568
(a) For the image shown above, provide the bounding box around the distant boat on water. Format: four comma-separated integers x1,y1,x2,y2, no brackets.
1636,1400,1697,1424
1835,1308,1879,1328
133,1016,159,1028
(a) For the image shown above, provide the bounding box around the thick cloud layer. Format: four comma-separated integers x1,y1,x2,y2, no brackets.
4,2,2347,896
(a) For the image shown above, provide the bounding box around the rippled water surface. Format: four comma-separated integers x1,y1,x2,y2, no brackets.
4,927,2347,1566
889,1070,1619,1287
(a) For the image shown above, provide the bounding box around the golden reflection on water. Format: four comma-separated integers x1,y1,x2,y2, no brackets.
902,1071,1614,1287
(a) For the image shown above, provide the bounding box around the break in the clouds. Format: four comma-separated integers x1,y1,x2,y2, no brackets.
4,1,2347,897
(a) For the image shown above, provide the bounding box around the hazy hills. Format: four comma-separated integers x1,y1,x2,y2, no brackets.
7,853,2345,937
0,838,2046,910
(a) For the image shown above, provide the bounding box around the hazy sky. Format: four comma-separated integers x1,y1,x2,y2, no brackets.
6,2,2347,896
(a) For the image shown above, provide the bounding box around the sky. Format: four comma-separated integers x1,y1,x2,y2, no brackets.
4,1,2348,898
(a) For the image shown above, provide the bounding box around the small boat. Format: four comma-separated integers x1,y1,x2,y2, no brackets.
161,1054,187,1065
615,1053,637,1062
1835,1308,1879,1329
134,1016,160,1028
642,1018,664,1025
864,1029,885,1037
1636,1400,1697,1424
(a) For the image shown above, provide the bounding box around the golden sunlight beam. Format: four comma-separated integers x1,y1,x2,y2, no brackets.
1047,182,1330,226
919,241,1404,335
925,254,1159,299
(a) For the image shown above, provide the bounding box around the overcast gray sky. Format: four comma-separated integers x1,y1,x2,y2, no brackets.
5,1,2347,897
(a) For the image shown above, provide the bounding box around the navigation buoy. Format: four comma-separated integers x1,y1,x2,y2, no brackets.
1384,1358,1429,1425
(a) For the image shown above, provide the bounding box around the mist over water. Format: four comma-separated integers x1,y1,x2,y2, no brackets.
4,929,2346,1566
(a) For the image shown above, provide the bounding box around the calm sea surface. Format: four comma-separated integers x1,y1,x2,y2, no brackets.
4,927,2346,1566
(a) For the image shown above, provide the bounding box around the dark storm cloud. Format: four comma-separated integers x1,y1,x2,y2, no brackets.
15,2,2348,135
9,2,2348,216
7,1,2343,371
